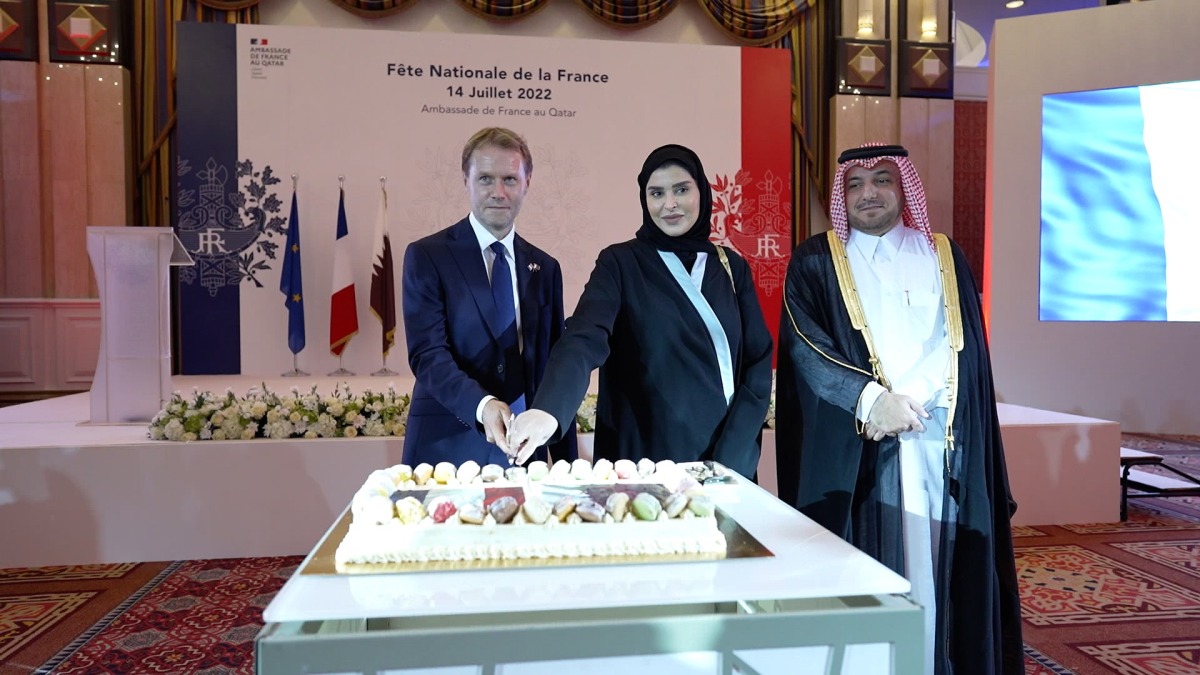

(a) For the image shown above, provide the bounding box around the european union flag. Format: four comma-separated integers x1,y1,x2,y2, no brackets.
280,192,305,354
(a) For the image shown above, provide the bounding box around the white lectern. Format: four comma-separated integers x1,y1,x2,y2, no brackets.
87,226,189,424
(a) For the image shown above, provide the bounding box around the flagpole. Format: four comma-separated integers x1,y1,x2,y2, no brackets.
372,358,397,377
283,173,309,377
328,174,356,377
329,353,354,377
284,352,308,378
372,175,399,377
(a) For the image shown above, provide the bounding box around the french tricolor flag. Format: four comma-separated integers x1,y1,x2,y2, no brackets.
329,188,358,355
1040,79,1200,322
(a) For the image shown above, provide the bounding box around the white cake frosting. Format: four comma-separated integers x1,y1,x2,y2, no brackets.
335,460,728,567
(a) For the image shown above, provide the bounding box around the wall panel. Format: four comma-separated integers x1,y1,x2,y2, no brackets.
0,61,44,297
0,300,99,392
84,64,131,298
55,303,100,387
0,305,41,385
45,64,91,298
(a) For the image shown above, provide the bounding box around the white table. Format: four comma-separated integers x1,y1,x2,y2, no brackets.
256,475,921,675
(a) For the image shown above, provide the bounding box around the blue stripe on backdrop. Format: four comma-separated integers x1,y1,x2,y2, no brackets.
1039,86,1167,321
175,23,242,373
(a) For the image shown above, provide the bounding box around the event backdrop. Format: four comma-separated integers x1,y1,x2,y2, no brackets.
174,22,791,376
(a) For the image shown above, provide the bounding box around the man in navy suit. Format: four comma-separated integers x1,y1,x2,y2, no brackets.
401,127,575,467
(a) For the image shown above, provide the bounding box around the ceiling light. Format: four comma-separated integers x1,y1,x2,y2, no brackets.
1005,0,1024,8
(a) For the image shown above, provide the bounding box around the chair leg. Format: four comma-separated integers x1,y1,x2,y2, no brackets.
1120,466,1131,521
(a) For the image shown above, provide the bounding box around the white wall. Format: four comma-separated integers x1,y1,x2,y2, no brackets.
987,0,1200,434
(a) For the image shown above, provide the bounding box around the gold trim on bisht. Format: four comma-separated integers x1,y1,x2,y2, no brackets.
782,266,875,386
933,233,964,473
822,231,967,473
826,231,892,390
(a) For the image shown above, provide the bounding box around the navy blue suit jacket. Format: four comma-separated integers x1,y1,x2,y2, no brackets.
401,217,576,466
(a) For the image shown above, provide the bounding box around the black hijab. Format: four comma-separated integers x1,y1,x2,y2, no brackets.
634,144,716,255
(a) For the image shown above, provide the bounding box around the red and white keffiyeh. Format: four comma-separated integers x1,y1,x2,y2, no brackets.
830,142,934,251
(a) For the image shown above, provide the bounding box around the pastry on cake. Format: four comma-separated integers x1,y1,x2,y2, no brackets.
335,459,726,566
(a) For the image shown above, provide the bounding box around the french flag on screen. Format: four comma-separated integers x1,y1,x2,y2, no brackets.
1040,80,1200,322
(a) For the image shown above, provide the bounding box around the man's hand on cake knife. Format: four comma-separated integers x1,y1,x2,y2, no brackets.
506,409,558,465
504,413,516,464
481,398,514,455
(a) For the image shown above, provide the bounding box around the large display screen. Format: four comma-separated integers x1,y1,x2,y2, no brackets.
1040,79,1200,321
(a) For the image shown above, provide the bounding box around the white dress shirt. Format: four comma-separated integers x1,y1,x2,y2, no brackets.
848,224,953,421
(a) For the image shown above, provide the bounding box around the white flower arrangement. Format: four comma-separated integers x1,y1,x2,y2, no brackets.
148,383,410,442
149,375,777,441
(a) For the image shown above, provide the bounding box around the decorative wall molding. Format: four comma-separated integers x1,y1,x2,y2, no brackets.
836,38,891,96
0,299,99,391
56,305,100,385
899,41,953,98
0,0,38,61
0,307,39,384
954,65,988,101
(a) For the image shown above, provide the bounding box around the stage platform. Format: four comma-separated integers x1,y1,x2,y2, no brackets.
0,376,415,569
0,378,1119,568
995,402,1120,526
758,403,1121,527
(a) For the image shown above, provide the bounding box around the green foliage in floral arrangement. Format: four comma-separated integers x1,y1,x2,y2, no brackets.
574,392,598,433
147,383,410,441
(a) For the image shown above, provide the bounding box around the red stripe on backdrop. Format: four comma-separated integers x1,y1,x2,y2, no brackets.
725,47,792,359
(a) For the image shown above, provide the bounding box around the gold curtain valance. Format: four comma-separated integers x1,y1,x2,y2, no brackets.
324,0,679,26
573,0,679,28
324,0,807,45
698,0,810,46
455,0,552,22
195,0,264,10
324,1,422,18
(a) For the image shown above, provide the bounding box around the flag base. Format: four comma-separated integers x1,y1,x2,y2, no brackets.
281,368,310,377
327,367,356,377
371,367,399,376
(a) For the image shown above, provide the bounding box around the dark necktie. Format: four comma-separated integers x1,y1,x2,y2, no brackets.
490,242,526,413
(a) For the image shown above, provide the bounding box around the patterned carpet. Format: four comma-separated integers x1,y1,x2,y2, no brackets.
0,557,300,675
1,435,1197,675
1017,434,1200,674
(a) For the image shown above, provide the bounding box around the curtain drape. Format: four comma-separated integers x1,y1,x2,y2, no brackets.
326,0,806,38
787,1,829,240
194,0,264,10
455,0,552,21
572,0,679,27
134,1,258,229
697,0,808,46
326,1,422,18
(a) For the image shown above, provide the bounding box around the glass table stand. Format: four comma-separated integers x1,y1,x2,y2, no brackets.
257,475,922,675
256,594,922,674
